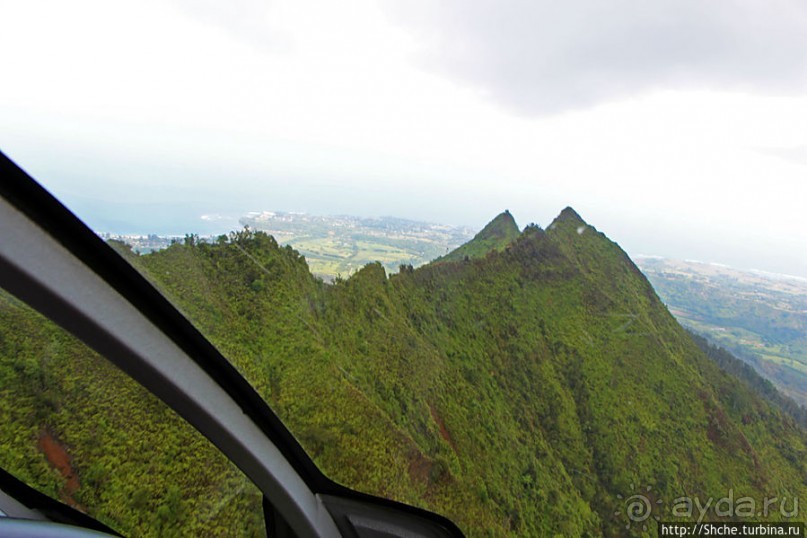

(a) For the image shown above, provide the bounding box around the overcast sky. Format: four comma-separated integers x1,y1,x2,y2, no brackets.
1,0,806,277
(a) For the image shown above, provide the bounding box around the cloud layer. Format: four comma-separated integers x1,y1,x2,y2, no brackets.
387,0,807,115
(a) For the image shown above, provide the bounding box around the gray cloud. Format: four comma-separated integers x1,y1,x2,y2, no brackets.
384,0,807,115
758,145,807,166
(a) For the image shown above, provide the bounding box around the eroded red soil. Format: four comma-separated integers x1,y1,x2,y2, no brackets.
37,429,83,510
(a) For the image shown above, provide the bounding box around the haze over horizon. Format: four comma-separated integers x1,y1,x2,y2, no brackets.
2,0,806,278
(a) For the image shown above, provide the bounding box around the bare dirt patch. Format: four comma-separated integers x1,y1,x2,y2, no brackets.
428,403,457,453
38,429,84,510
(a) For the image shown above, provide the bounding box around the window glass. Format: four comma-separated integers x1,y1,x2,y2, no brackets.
0,288,265,536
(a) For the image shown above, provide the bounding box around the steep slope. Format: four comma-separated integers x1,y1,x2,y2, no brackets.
437,210,520,263
689,331,807,427
636,256,807,407
1,209,805,537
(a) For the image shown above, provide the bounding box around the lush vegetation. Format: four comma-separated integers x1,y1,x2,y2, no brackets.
1,209,805,536
0,292,264,536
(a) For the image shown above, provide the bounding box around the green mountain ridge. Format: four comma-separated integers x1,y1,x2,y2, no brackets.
1,208,805,536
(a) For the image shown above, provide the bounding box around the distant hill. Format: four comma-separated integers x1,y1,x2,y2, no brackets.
2,209,805,536
636,256,807,408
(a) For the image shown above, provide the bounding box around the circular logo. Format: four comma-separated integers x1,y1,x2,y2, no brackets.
615,484,663,531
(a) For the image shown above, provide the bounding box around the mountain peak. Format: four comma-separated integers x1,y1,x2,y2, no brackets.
547,206,589,233
437,210,520,263
477,210,519,240
558,206,585,223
